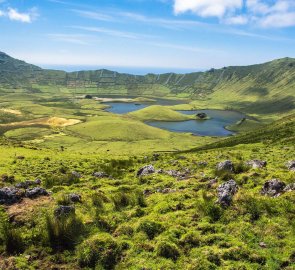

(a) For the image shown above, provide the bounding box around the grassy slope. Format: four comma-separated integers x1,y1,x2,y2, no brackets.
128,105,193,121
0,118,294,269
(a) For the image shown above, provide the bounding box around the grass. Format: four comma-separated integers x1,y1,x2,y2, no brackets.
128,105,193,121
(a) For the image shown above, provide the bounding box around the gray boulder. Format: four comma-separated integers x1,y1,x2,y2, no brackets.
25,187,49,199
71,171,81,178
15,179,41,189
246,160,267,169
137,165,155,177
217,180,238,206
69,193,82,203
92,172,108,178
54,205,75,217
216,160,234,172
283,183,295,192
261,179,286,197
0,187,24,205
286,161,295,171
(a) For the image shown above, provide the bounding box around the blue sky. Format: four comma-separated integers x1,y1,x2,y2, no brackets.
0,0,295,74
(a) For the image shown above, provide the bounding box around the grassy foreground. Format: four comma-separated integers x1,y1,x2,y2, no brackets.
0,110,294,269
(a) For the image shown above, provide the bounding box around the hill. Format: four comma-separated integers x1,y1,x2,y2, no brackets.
0,53,294,116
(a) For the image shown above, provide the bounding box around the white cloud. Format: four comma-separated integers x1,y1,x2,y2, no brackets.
8,8,31,23
0,7,38,23
174,0,243,17
72,9,115,22
224,15,248,25
260,11,295,28
173,0,295,28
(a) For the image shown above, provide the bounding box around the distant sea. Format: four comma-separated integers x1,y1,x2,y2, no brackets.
40,65,204,75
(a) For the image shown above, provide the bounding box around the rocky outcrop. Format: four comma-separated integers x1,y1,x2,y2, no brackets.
246,160,267,169
196,113,207,119
71,171,81,178
0,187,24,205
54,205,75,217
286,161,295,171
137,165,155,177
217,180,238,206
261,179,286,197
216,160,234,172
0,185,49,205
283,183,295,192
25,187,49,199
15,179,41,189
69,193,82,203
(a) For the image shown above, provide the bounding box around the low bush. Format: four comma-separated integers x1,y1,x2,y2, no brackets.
156,241,180,261
77,233,122,269
138,220,164,240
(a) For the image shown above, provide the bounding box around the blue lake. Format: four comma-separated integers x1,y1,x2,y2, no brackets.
101,97,245,136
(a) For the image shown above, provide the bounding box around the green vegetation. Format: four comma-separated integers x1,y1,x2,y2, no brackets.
0,52,294,269
128,105,193,121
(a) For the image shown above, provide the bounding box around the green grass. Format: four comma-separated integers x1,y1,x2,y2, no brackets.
128,105,194,121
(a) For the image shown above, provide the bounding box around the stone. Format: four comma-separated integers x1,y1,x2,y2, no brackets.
69,193,81,203
71,171,81,178
196,113,207,119
25,187,49,199
246,160,267,169
286,160,295,171
217,180,238,206
92,172,108,178
261,179,286,197
197,161,208,167
15,179,41,189
0,187,24,205
54,205,75,217
216,160,234,172
137,165,155,177
283,183,295,192
259,242,267,248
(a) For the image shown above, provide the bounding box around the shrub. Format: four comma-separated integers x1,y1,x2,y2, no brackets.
45,212,84,250
1,224,24,254
78,234,121,269
197,192,224,222
156,241,180,261
56,193,72,206
180,231,201,249
138,220,164,240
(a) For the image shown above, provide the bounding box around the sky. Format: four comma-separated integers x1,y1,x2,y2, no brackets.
0,0,295,74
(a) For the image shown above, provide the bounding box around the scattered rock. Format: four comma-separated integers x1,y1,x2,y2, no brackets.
286,160,295,171
54,205,75,217
92,172,108,178
246,160,267,169
0,187,24,205
143,189,153,196
84,94,93,99
71,171,81,178
261,179,286,197
160,188,176,194
159,168,191,180
283,183,295,192
15,179,41,189
259,242,267,248
216,160,234,172
196,113,207,119
16,156,25,160
69,193,82,203
137,165,155,177
217,179,238,206
207,178,218,188
25,187,49,199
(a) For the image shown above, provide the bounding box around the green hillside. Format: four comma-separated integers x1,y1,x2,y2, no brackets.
1,53,294,117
